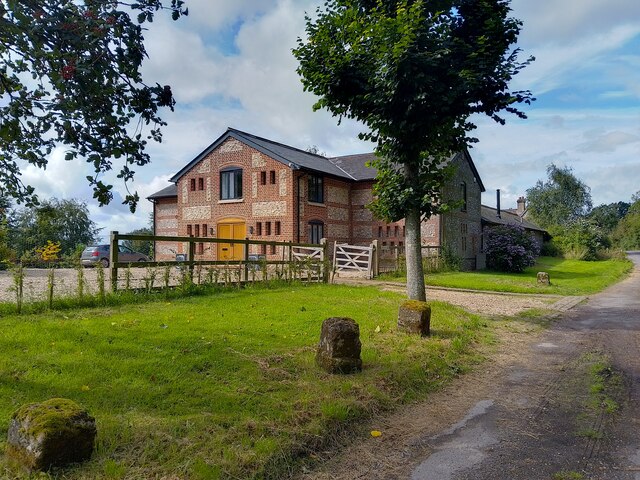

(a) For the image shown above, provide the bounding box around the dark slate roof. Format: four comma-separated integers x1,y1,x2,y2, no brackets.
328,153,378,181
169,128,355,183
147,184,177,199
329,150,486,191
481,205,547,233
151,128,486,196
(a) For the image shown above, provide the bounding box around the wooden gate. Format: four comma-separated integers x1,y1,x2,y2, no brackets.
332,242,375,279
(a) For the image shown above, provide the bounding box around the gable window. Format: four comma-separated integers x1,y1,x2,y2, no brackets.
270,170,276,184
308,174,324,203
190,178,196,191
460,182,467,212
309,221,324,244
198,177,204,190
260,171,267,186
220,167,243,200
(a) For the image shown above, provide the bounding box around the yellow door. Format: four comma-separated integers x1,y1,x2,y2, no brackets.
217,222,245,261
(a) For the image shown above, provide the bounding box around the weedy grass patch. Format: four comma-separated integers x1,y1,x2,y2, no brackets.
393,256,632,296
0,283,488,479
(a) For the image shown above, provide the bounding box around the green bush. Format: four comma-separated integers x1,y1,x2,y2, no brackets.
552,220,610,261
540,240,562,257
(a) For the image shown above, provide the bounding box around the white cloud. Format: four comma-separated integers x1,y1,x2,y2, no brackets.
512,0,640,45
12,0,640,235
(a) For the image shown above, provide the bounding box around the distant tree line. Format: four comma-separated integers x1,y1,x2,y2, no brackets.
525,164,640,259
0,198,153,267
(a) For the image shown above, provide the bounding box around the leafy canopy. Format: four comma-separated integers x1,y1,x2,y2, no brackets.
0,0,187,211
526,164,592,230
7,198,101,257
294,0,534,222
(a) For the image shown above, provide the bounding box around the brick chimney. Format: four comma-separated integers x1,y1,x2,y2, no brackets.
517,196,526,216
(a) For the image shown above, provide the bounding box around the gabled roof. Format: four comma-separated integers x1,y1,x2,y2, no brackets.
329,150,486,190
169,127,355,183
149,128,486,198
481,205,547,233
147,184,177,200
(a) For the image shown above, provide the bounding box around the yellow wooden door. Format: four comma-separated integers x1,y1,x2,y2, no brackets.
217,222,245,260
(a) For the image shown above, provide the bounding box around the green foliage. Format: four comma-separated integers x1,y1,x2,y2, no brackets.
588,202,630,234
526,164,592,229
7,198,100,258
294,0,533,298
0,218,14,268
540,240,562,257
612,194,640,249
122,227,154,259
551,219,610,261
0,285,487,479
0,1,187,210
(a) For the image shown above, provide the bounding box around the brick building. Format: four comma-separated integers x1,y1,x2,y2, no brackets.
148,128,486,269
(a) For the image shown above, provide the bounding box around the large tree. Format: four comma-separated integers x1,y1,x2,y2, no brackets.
0,0,187,211
7,198,100,257
294,0,533,300
588,201,630,235
526,164,592,230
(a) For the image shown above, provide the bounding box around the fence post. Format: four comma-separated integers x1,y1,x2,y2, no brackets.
288,241,293,281
110,231,118,292
320,238,329,283
188,239,195,282
243,238,250,283
371,239,379,278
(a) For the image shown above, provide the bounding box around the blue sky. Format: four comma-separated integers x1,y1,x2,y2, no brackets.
18,0,640,238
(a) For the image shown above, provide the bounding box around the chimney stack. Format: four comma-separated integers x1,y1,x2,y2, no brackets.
517,196,526,216
496,189,501,218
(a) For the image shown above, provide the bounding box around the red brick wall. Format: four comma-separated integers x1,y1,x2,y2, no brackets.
152,138,485,265
173,138,297,260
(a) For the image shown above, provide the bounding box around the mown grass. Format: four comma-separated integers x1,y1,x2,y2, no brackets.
383,257,632,295
0,283,488,479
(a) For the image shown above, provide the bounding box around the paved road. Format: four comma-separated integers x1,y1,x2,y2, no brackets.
411,251,640,480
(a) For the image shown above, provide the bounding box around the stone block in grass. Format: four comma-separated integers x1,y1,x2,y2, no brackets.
537,271,551,285
398,300,431,336
316,317,362,374
6,398,96,472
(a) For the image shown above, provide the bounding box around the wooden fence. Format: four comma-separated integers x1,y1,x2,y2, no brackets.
109,231,329,291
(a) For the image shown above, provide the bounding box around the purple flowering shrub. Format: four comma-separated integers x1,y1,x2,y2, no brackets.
485,224,540,272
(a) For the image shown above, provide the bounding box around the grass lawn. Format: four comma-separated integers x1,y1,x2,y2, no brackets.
0,283,488,479
385,257,632,296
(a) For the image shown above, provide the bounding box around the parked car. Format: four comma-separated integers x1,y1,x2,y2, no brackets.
81,245,149,267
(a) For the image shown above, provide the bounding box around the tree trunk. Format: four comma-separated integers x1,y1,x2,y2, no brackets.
404,206,426,301
403,159,426,301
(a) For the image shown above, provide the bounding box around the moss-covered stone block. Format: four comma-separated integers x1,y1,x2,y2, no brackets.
398,300,431,336
6,398,96,472
316,317,362,374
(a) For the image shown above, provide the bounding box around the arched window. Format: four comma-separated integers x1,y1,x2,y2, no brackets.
308,220,324,244
220,167,243,200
